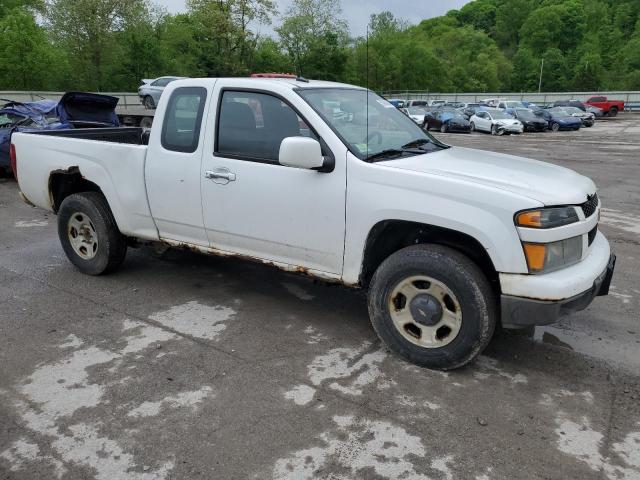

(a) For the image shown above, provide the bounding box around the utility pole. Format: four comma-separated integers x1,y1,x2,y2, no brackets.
538,58,544,93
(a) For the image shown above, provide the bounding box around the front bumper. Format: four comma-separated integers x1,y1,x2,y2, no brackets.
501,253,616,329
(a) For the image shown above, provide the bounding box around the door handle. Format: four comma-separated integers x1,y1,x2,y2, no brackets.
204,169,236,183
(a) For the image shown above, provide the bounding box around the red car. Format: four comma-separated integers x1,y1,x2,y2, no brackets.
585,96,625,117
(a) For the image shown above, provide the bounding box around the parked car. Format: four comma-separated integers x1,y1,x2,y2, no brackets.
402,106,429,127
585,96,625,117
550,106,595,127
138,76,186,109
470,108,523,135
538,108,583,131
586,105,604,118
405,100,429,108
460,104,486,119
387,99,406,109
511,108,548,132
12,77,615,371
521,101,540,109
480,98,503,107
553,100,587,111
1,93,119,176
497,101,526,114
425,110,471,133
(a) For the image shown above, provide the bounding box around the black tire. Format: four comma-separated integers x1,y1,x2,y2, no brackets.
368,244,496,370
608,107,618,117
139,116,153,128
58,192,127,275
491,124,498,135
423,120,429,131
469,122,475,132
143,95,155,109
551,122,560,132
440,123,448,133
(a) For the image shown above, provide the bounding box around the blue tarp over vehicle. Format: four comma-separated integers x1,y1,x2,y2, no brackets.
0,93,119,172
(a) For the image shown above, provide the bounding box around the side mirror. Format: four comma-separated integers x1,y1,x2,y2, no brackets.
279,137,330,172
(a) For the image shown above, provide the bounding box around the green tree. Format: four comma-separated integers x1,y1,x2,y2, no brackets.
186,0,277,76
277,0,349,78
45,0,150,90
0,9,63,89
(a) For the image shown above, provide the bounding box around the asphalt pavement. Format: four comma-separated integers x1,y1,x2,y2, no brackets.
1,115,639,480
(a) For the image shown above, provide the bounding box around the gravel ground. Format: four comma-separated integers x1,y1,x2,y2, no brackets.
1,114,639,480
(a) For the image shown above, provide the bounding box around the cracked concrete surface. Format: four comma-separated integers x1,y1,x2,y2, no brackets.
1,114,639,479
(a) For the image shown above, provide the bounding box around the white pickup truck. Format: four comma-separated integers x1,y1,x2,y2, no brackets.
12,78,615,370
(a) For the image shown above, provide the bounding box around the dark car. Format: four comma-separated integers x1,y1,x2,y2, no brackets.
512,108,547,132
460,104,485,119
0,92,119,176
549,106,594,127
538,108,582,131
553,100,587,111
425,110,471,133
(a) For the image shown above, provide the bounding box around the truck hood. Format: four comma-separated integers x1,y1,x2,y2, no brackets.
57,92,119,127
379,146,595,205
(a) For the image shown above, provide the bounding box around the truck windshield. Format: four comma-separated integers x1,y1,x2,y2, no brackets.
297,88,446,161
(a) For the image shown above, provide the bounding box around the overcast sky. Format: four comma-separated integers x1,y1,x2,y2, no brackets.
154,0,471,37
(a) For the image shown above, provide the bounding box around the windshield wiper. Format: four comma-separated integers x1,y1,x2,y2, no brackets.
401,138,431,149
365,149,406,162
365,147,426,162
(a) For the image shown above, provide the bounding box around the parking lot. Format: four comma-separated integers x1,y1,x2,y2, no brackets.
1,115,639,480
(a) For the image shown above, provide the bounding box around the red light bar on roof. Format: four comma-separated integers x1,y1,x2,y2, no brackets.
251,73,297,78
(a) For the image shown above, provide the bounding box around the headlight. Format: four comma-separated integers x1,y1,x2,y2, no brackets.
515,207,579,229
522,236,582,274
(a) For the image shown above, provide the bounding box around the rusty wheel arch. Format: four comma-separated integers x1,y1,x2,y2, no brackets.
48,167,102,213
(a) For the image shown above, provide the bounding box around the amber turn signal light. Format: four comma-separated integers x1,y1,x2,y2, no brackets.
522,243,546,272
516,211,542,228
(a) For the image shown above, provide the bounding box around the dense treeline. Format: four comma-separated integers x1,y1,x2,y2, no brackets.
1,0,639,93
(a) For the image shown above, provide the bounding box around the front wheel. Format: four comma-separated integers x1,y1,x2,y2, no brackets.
58,192,127,275
551,122,560,132
368,244,496,370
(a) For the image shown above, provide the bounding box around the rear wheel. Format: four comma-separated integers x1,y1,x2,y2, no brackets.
368,244,496,370
440,123,448,133
58,192,127,275
470,122,475,132
143,95,155,109
139,116,153,128
608,107,618,117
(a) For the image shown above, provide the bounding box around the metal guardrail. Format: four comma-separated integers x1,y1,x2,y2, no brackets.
0,91,142,109
378,91,640,110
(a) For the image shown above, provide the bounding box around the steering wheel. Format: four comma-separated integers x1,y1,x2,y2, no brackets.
363,131,382,144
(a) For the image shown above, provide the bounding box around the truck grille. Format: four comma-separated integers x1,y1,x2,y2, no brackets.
588,226,597,246
581,193,599,218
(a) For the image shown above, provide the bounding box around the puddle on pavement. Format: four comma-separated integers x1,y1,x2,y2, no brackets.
521,325,640,371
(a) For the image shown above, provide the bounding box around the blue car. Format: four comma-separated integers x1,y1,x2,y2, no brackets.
538,108,582,132
0,92,119,175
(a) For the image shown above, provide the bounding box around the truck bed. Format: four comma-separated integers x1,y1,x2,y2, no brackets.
28,127,148,145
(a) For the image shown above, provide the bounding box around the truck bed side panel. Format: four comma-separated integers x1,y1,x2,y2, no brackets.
13,133,158,240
